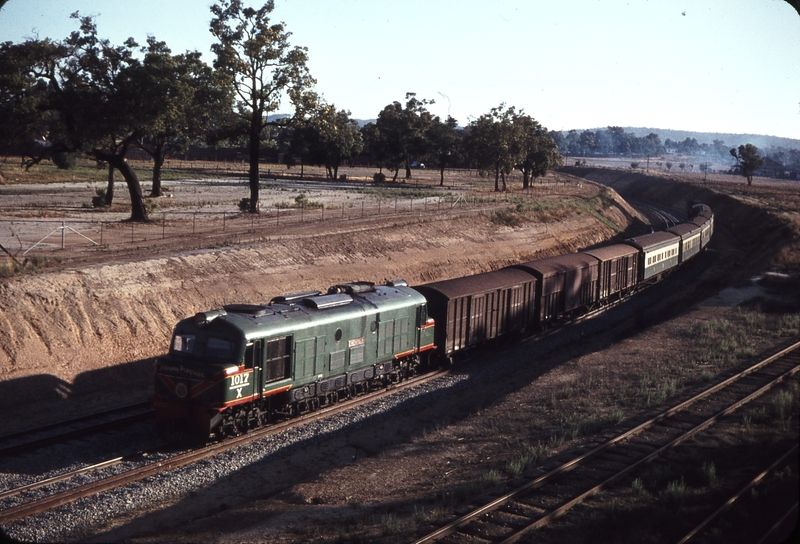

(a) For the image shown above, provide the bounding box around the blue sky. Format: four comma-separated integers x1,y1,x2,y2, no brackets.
1,0,798,139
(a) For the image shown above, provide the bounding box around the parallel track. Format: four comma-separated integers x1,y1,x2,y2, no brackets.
0,368,448,525
413,339,800,544
0,403,154,458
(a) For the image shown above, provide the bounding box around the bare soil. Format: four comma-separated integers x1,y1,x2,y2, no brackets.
0,164,798,543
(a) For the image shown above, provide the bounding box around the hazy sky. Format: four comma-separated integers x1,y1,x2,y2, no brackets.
1,0,798,139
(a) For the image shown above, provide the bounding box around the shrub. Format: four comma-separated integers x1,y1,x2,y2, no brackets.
52,152,78,170
92,188,108,208
373,172,386,183
238,197,251,212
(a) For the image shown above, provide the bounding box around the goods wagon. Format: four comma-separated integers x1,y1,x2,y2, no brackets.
509,253,599,325
415,268,537,359
582,244,640,302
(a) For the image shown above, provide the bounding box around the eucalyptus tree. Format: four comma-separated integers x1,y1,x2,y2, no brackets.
375,93,435,181
514,115,563,188
135,38,231,197
465,104,521,191
730,143,765,185
425,115,460,186
297,104,363,180
210,0,315,212
0,14,155,220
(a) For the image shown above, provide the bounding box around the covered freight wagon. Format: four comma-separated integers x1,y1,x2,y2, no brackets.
509,253,599,325
582,244,640,302
415,268,537,358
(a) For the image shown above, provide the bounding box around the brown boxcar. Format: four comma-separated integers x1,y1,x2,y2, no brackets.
414,269,537,358
582,244,640,302
667,222,703,263
508,253,600,325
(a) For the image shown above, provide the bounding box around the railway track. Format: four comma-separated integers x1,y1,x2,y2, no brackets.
0,368,449,525
0,402,153,458
413,339,800,544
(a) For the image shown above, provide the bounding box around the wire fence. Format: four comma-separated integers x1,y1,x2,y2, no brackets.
0,177,585,269
0,194,493,260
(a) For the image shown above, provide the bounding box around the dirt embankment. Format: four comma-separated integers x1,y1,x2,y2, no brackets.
0,184,640,433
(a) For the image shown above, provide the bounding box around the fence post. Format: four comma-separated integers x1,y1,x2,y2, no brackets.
61,221,65,249
223,213,226,231
301,204,304,222
100,222,104,246
162,217,166,239
321,204,324,221
361,201,364,218
131,223,134,244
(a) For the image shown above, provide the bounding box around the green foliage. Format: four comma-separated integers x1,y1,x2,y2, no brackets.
92,188,108,208
52,152,78,170
730,143,765,185
659,478,687,512
238,197,250,212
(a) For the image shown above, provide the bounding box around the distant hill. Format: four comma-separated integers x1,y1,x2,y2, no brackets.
616,128,800,150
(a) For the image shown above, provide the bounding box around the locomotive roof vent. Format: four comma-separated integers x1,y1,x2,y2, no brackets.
328,281,375,295
222,304,271,317
302,293,353,309
270,290,322,304
386,279,408,287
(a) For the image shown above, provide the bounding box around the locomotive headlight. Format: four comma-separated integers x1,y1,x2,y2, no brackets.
224,366,240,376
194,309,227,328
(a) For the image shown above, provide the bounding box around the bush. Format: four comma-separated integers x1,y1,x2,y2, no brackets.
92,188,108,208
373,172,386,183
52,152,78,170
238,197,251,212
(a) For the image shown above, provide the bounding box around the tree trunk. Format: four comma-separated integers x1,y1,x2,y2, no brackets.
111,156,148,221
248,122,260,213
405,156,411,180
439,165,445,186
150,144,166,197
494,165,500,192
105,164,115,206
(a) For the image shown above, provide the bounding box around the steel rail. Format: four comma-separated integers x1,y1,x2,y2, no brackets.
677,444,799,544
495,362,800,544
0,410,154,458
0,369,448,525
413,339,800,544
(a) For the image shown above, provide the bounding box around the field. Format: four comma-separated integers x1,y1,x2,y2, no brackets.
0,156,798,542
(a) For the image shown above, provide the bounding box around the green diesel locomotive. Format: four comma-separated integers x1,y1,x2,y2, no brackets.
154,280,435,439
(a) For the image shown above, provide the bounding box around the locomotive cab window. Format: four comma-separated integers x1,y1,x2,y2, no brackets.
205,337,236,361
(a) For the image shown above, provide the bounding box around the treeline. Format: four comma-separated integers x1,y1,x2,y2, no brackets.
0,1,789,222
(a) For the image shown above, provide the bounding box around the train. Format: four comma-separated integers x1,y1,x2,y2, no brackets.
153,203,714,440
